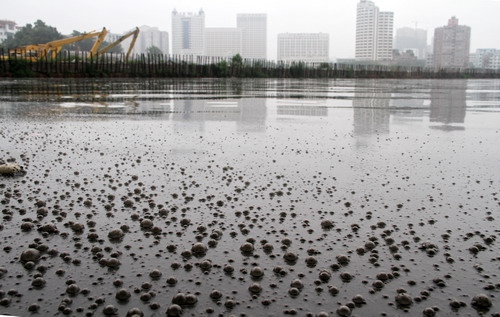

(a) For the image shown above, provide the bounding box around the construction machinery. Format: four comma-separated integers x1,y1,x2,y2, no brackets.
4,28,108,61
2,27,139,62
96,27,140,61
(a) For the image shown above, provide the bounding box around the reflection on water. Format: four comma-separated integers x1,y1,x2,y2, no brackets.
429,80,467,125
390,99,426,124
0,78,499,136
353,81,391,137
277,100,328,117
172,98,267,132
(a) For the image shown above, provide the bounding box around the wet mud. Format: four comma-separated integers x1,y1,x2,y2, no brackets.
0,78,499,317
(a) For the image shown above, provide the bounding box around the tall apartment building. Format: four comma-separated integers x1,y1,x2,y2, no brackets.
277,33,329,63
171,9,205,56
395,27,428,59
433,17,471,68
205,28,242,58
355,0,394,61
237,14,267,60
376,11,394,60
0,20,18,43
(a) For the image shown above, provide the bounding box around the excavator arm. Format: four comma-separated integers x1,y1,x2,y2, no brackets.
96,27,140,61
89,28,109,56
45,27,108,58
8,27,108,61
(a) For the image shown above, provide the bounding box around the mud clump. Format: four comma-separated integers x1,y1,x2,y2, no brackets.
471,294,492,309
0,163,24,176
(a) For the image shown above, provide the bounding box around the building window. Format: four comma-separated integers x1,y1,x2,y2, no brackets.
182,20,191,50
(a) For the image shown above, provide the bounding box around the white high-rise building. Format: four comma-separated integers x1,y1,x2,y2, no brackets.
205,28,242,58
376,11,394,60
277,33,329,63
172,9,205,56
237,14,267,60
355,0,394,61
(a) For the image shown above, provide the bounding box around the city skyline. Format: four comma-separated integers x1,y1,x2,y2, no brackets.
2,0,500,59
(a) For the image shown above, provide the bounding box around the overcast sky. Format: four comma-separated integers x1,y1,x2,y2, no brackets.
3,0,500,59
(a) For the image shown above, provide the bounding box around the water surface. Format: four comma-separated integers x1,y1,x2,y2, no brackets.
0,78,499,317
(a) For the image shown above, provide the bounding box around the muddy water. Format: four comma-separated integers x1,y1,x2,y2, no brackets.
0,78,499,317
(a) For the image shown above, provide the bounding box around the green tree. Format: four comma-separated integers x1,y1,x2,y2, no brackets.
319,62,332,69
230,54,243,67
1,20,62,49
213,61,229,77
230,54,243,77
146,46,163,55
290,61,306,78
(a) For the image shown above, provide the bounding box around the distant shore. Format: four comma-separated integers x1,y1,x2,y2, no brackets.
1,54,499,79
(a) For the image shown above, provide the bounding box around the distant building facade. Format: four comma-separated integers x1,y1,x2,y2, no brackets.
376,11,394,60
355,0,394,61
425,54,434,67
135,26,169,55
468,53,476,67
237,14,267,60
473,48,500,69
0,20,18,43
394,27,427,59
205,28,242,57
490,53,500,70
277,33,329,63
433,17,471,68
172,9,205,56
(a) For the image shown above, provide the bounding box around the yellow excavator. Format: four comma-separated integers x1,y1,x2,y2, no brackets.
2,27,139,62
4,28,108,61
96,27,140,61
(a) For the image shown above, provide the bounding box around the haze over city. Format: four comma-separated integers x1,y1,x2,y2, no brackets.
2,0,500,59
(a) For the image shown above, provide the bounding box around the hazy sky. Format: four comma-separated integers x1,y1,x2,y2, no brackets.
3,0,500,59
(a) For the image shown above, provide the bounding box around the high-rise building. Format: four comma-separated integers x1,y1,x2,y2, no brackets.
277,33,329,63
376,11,394,60
205,28,242,58
433,17,471,68
171,9,205,56
0,20,18,43
355,0,394,61
395,27,428,59
237,14,267,60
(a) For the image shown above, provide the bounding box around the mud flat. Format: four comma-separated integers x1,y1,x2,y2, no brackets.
0,78,499,317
